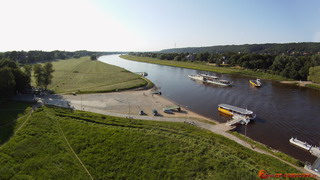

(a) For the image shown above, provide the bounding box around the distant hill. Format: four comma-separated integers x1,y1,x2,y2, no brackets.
160,42,320,54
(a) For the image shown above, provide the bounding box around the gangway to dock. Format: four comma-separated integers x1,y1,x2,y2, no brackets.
226,114,250,126
310,147,320,158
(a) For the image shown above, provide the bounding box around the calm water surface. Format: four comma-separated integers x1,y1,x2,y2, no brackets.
99,55,320,162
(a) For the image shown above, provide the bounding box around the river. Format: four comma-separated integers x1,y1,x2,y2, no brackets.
99,54,320,163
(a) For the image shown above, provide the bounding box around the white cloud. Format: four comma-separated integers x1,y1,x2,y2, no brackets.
0,0,143,51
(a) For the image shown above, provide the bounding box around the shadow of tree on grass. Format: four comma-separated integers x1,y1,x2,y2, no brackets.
0,101,32,145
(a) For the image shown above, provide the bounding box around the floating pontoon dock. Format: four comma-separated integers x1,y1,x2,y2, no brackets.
289,137,320,177
226,114,250,126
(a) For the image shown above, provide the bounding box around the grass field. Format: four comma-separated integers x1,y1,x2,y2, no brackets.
33,56,147,93
0,105,302,179
120,55,290,81
0,101,32,144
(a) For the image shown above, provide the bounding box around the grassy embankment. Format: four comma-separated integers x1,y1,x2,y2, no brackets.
229,131,304,167
32,56,149,94
0,104,303,179
120,55,290,81
306,83,320,90
0,101,33,145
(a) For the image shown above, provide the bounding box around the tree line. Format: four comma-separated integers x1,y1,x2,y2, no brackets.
160,42,320,55
0,50,122,64
0,58,55,99
129,52,320,81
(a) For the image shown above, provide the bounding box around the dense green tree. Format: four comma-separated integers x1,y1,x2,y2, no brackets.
174,55,182,61
34,64,45,88
33,63,54,89
12,68,30,92
90,54,97,60
308,66,320,83
0,59,18,69
23,65,32,80
0,67,16,98
43,63,54,89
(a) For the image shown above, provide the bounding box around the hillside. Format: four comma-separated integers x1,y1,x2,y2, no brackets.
160,42,320,54
0,105,301,179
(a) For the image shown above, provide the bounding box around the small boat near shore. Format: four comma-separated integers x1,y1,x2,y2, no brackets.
249,79,262,87
188,74,232,86
218,104,256,122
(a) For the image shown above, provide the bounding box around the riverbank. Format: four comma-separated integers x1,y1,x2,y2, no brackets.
281,80,320,90
120,55,289,81
59,88,310,169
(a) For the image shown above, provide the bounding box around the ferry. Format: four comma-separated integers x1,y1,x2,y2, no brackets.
218,104,256,120
249,79,262,87
188,74,232,86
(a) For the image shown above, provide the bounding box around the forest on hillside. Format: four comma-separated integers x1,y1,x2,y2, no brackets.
160,42,320,55
0,50,121,64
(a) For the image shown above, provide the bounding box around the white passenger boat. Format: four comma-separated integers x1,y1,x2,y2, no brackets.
188,74,204,81
188,74,232,86
218,104,256,120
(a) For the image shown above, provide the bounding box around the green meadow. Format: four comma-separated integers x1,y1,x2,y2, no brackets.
120,55,289,81
0,104,301,179
33,56,147,93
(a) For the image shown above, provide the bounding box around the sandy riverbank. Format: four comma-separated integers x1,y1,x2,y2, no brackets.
280,80,313,87
62,89,217,123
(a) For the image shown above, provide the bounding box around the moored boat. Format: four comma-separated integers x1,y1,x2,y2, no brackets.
218,104,256,120
188,74,204,81
249,79,262,87
188,74,232,86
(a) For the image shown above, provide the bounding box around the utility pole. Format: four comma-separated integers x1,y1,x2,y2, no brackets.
245,123,247,137
129,102,131,118
81,94,82,110
186,106,189,122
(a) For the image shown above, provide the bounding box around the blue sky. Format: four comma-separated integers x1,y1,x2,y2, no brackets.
0,0,319,51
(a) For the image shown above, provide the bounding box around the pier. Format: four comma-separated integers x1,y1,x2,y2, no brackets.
289,137,320,177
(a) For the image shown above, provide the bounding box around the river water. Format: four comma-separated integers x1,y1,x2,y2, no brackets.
99,55,320,163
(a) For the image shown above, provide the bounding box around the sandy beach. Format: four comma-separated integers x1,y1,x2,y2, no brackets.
61,89,217,123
